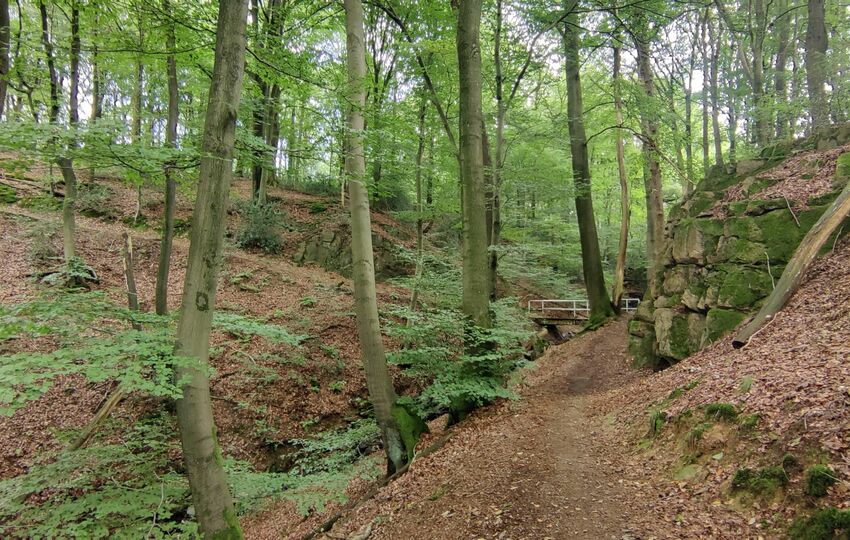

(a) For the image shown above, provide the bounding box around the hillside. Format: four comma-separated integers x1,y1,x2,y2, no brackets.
282,237,849,540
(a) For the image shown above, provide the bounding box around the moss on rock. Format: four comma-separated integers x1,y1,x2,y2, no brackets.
703,308,747,344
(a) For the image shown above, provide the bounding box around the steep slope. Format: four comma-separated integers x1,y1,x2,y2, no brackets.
630,124,850,368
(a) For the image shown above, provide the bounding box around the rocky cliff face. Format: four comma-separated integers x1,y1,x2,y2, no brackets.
629,125,850,369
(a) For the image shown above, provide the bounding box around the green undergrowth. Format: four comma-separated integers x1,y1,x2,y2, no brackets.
0,412,384,537
385,299,534,423
789,507,850,540
0,292,306,414
731,466,788,496
804,465,837,497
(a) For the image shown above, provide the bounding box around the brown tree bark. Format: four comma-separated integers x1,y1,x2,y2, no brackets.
564,6,613,323
634,18,664,279
172,0,248,536
805,0,828,131
0,0,9,118
456,0,491,328
155,0,179,316
344,0,411,475
611,39,630,312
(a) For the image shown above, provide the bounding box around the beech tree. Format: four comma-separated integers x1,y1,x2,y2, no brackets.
563,3,613,323
171,0,249,536
456,0,491,329
343,0,413,475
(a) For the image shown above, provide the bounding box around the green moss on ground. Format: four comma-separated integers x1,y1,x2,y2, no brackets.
731,466,788,496
705,403,738,421
789,507,850,540
804,465,837,497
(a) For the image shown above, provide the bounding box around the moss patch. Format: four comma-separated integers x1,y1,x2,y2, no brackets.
391,402,427,461
789,507,850,540
804,465,836,497
705,403,738,421
703,308,747,344
731,466,788,496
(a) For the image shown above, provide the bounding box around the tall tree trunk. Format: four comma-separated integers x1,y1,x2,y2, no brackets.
564,7,613,323
410,95,427,311
634,22,664,280
708,19,724,168
700,11,710,179
155,0,179,316
40,0,78,263
456,0,490,328
172,0,248,536
774,0,790,139
482,120,497,300
0,0,9,118
751,0,769,146
790,10,801,135
805,0,828,131
343,0,410,475
491,0,505,303
131,13,144,222
611,40,630,312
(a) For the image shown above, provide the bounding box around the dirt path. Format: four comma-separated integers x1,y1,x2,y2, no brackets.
304,319,650,540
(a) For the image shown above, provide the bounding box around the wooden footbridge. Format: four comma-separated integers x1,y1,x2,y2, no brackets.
527,297,640,327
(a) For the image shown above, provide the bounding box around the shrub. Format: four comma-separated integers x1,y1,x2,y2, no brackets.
804,465,836,497
235,201,284,253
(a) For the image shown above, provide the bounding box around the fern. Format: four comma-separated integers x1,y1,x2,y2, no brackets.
213,312,305,345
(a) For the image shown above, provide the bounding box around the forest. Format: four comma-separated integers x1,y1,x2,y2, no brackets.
0,0,848,538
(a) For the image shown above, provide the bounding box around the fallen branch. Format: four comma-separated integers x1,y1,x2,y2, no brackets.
732,181,850,348
68,384,126,451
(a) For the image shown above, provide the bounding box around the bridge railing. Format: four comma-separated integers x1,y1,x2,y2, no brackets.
527,297,640,317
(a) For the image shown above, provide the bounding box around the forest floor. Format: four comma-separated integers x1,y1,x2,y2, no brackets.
252,243,850,540
315,318,650,540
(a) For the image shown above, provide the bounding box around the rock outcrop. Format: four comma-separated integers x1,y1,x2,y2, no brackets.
630,125,850,369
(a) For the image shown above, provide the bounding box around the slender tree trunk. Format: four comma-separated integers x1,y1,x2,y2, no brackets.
491,0,505,303
790,11,801,135
155,0,179,316
774,0,790,139
131,14,145,222
172,1,248,536
343,0,409,475
456,0,490,328
751,0,769,146
564,8,613,323
0,0,9,118
634,22,664,280
708,19,724,168
482,121,497,300
700,11,710,178
611,41,630,312
410,95,427,311
40,0,79,264
805,0,828,131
